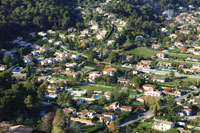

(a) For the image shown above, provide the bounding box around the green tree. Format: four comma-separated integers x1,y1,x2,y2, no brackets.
3,54,11,64
154,105,158,116
169,70,175,80
24,95,33,107
56,92,74,107
132,76,142,89
166,128,179,133
109,52,119,63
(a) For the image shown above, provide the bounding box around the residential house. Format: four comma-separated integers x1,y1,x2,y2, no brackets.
0,64,7,71
103,68,118,76
180,104,192,116
48,39,55,44
157,52,166,59
46,85,60,95
182,68,195,74
41,60,49,66
157,62,172,69
47,30,56,34
77,110,96,119
98,113,115,125
63,107,77,116
174,41,184,47
152,44,161,49
119,106,132,111
104,92,111,100
107,102,120,111
118,78,134,86
65,63,78,69
136,60,152,69
12,73,27,80
126,55,134,62
145,90,161,97
38,32,47,36
152,77,169,83
71,54,81,60
24,55,32,63
135,36,144,41
152,120,175,131
179,63,186,68
90,24,99,30
12,66,23,73
89,71,102,82
161,28,170,35
169,34,177,40
62,70,80,78
96,29,107,40
143,84,155,91
54,41,63,46
136,95,146,103
192,63,200,69
107,40,116,45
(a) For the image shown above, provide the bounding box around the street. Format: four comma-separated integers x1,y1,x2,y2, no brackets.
137,68,200,79
119,110,154,127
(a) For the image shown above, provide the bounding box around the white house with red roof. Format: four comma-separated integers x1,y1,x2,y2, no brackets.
136,95,146,102
143,84,155,91
107,102,120,111
145,90,161,97
119,106,132,111
157,52,166,59
89,71,102,82
103,68,118,76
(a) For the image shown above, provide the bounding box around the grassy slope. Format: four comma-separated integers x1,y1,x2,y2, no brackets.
126,47,158,58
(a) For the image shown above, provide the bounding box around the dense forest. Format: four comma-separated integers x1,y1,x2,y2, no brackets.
0,0,78,45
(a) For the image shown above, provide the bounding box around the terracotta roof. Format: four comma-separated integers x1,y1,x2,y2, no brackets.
63,107,75,115
157,52,164,54
110,102,119,106
119,106,132,110
137,95,146,100
70,117,92,124
143,84,154,87
146,90,161,93
103,68,117,72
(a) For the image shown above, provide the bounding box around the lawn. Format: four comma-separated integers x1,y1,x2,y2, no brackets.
140,123,152,128
156,77,198,87
125,47,158,58
72,84,114,92
80,125,101,133
167,52,200,59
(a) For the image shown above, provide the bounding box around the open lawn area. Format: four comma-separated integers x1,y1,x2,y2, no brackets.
80,125,102,133
166,52,200,59
126,47,158,58
72,84,114,92
140,123,152,128
156,77,198,88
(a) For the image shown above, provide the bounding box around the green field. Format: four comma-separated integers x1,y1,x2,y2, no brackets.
72,84,114,92
167,52,200,59
157,77,198,87
140,123,152,128
80,125,101,133
126,47,158,58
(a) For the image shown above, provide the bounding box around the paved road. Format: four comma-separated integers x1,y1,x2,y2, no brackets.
174,87,199,102
119,110,154,127
137,68,200,79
